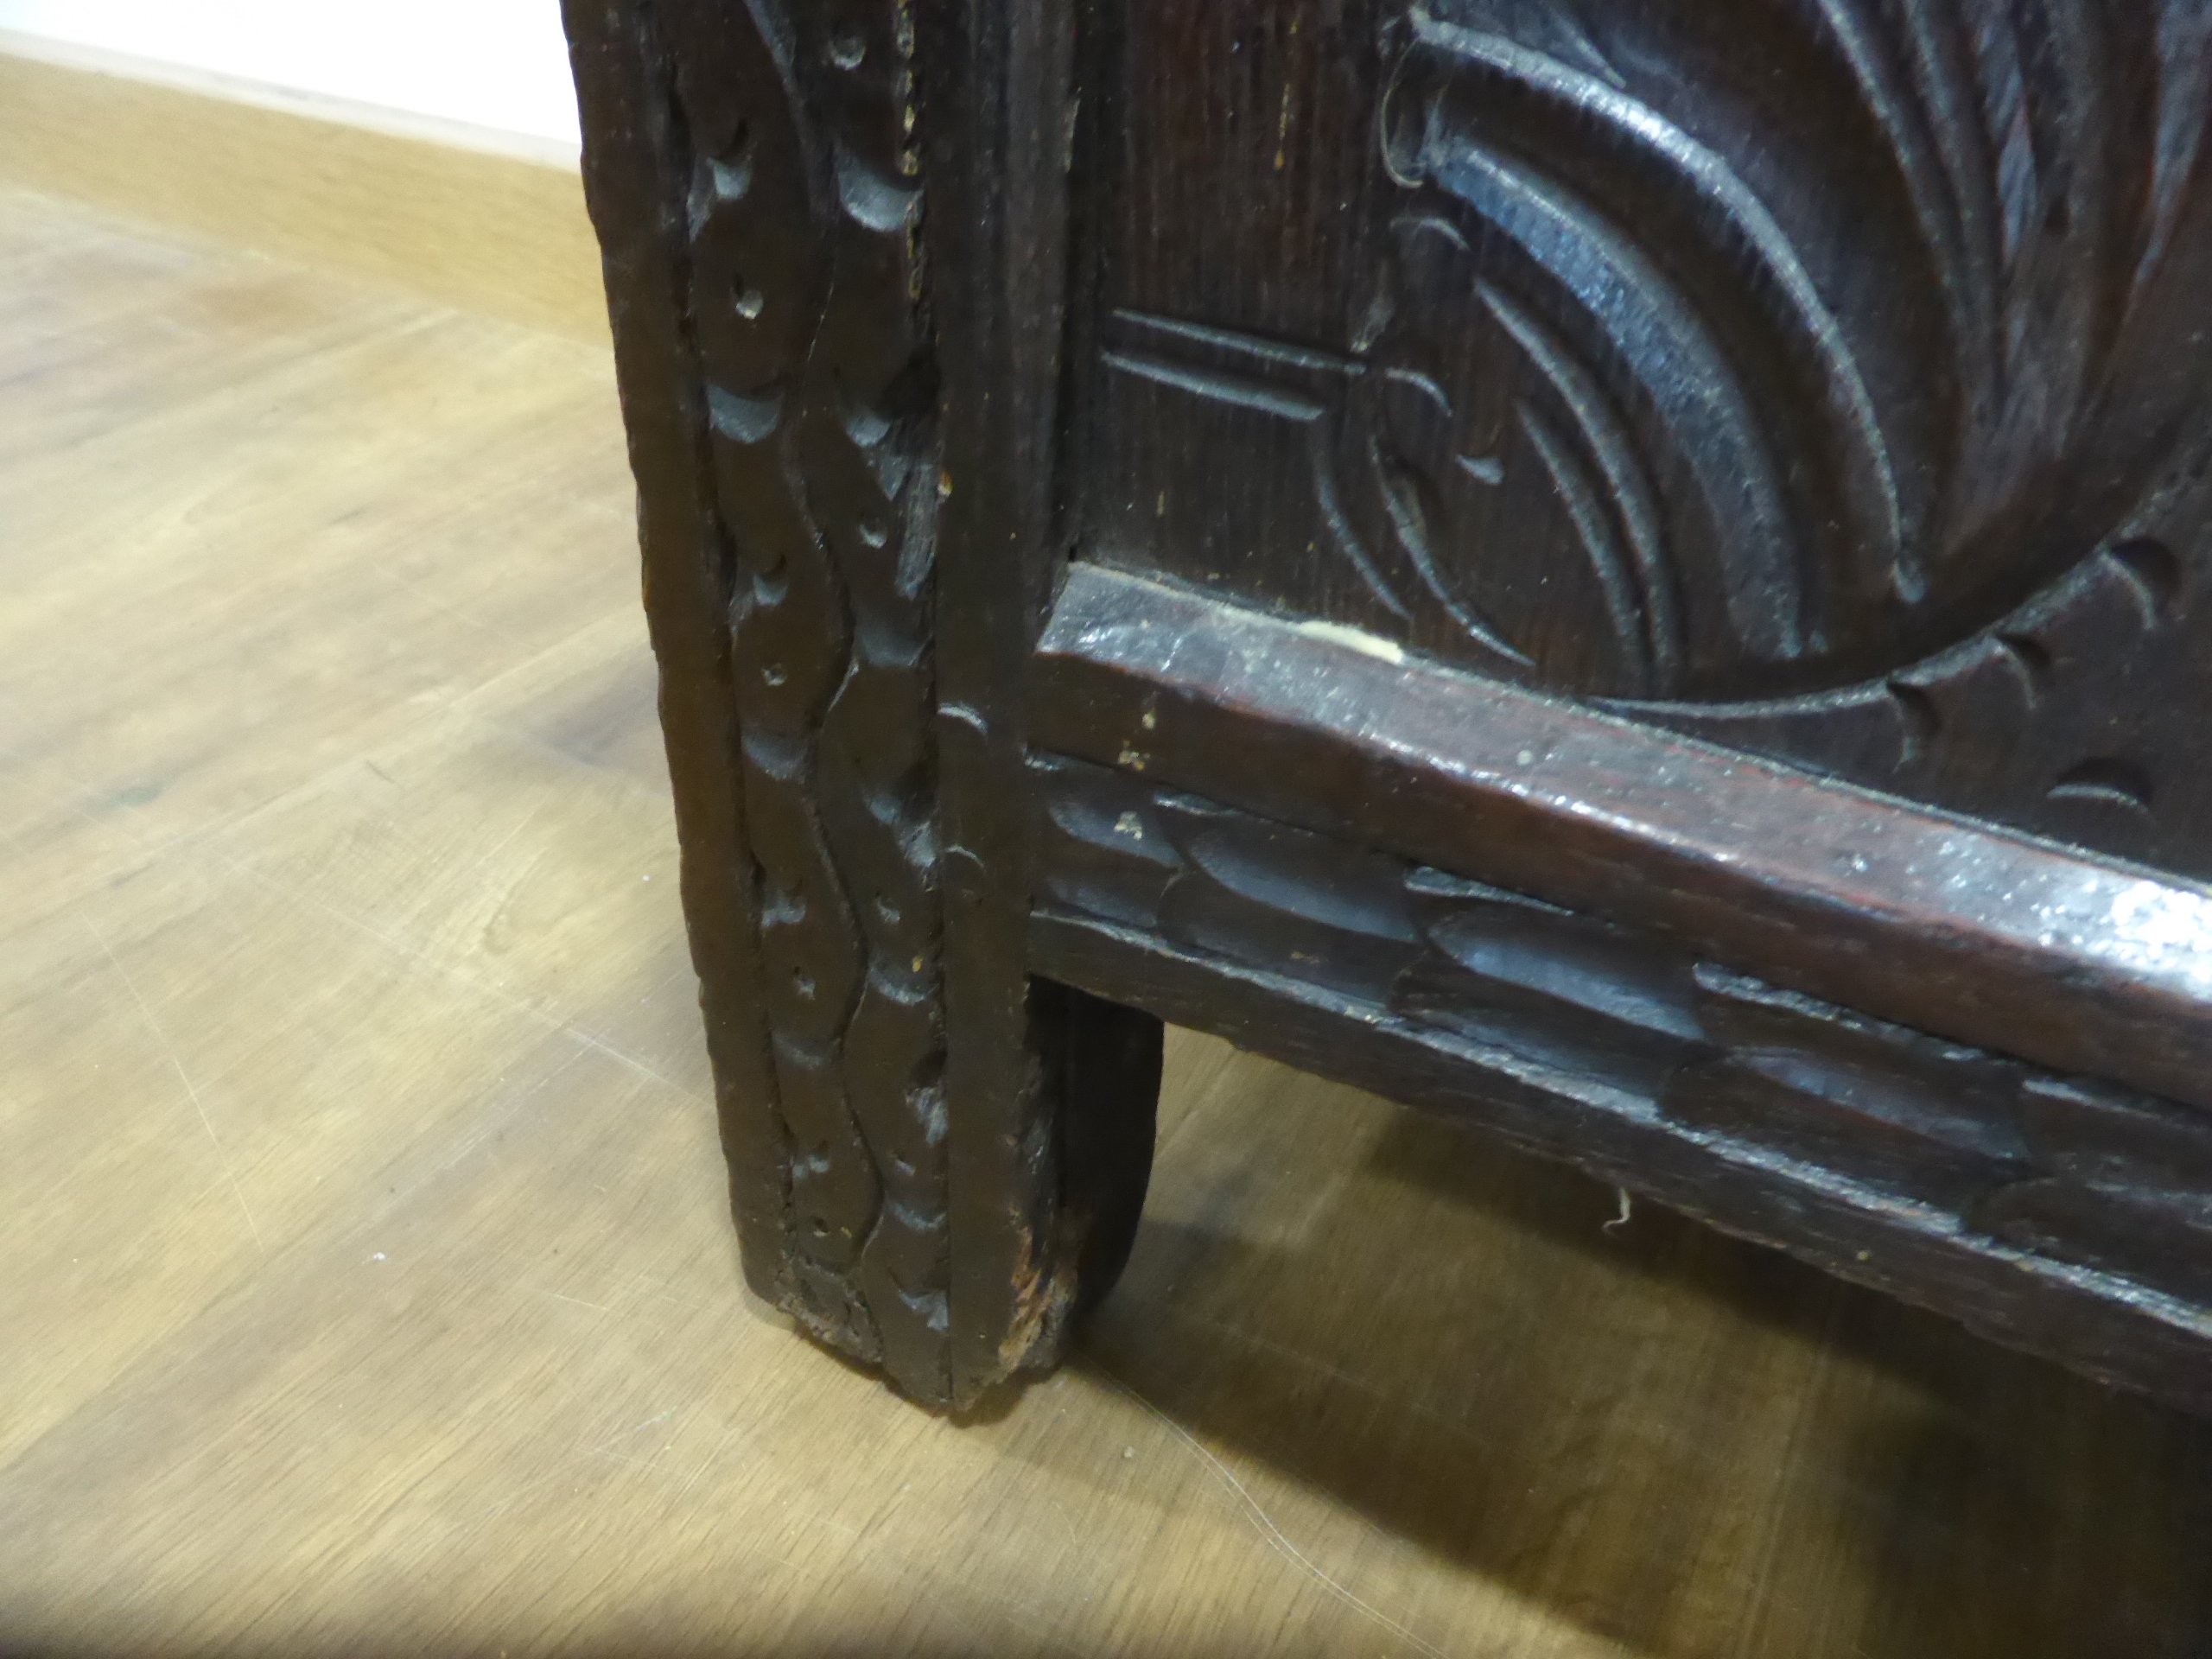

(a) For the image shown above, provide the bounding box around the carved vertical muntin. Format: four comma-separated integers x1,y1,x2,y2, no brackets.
568,0,1158,1408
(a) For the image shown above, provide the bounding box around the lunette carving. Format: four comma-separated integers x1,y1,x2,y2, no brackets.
659,0,950,1387
1386,0,2212,702
1642,524,2212,874
1089,0,2212,868
1031,750,2212,1313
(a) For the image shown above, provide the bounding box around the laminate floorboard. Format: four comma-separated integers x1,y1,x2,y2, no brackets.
3,184,2209,1658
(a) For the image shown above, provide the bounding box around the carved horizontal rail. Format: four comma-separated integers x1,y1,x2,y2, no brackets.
1025,751,2212,1414
1029,562,2212,1116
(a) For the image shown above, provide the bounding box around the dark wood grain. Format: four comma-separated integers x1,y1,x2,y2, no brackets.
566,0,1159,1407
570,0,2212,1420
1032,561,2212,1118
1024,751,2212,1415
1066,0,2212,878
916,0,1166,1402
564,0,793,1319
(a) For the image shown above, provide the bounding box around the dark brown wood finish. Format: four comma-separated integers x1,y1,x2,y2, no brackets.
569,0,2212,1417
1070,0,2212,875
1022,751,2212,1415
1030,563,2212,1116
915,0,1164,1402
565,0,1158,1408
564,0,791,1332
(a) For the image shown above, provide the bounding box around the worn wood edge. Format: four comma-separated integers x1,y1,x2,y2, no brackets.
0,32,607,343
1030,908,2212,1418
1031,562,2212,1114
915,0,1113,1400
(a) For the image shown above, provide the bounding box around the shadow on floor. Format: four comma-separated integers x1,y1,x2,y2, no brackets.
1072,1094,2212,1659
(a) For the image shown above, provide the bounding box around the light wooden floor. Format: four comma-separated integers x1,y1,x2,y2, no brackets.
4,184,2212,1659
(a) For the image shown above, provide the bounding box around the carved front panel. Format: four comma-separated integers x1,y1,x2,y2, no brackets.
1068,1,2212,874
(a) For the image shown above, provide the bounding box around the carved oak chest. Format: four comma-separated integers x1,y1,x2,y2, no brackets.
563,0,2212,1412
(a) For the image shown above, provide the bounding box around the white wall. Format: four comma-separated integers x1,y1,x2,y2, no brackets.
0,0,582,146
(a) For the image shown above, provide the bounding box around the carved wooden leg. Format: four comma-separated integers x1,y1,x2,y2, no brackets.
564,0,1161,1406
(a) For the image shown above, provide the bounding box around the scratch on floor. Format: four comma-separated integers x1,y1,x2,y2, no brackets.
1096,1366,1451,1659
423,1041,596,1177
32,738,704,1105
531,1287,617,1315
617,1266,713,1313
376,564,531,652
673,1417,743,1503
1171,1309,1502,1457
448,797,549,893
226,853,708,1104
471,1449,599,1521
83,913,266,1251
588,1406,679,1456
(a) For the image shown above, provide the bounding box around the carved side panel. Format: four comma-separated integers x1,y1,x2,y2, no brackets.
1072,0,2212,875
1031,753,2212,1321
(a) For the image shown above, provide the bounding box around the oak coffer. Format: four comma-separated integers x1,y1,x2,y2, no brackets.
562,0,2212,1414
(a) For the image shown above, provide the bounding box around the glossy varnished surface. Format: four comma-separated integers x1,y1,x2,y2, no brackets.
10,189,2212,1656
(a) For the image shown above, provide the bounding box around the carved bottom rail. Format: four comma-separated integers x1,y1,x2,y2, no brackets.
1027,752,2212,1414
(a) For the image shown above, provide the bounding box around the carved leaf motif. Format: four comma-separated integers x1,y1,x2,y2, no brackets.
1369,0,2212,701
